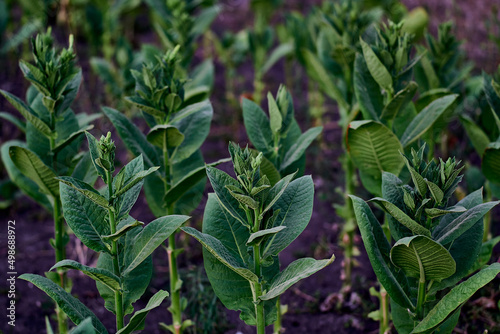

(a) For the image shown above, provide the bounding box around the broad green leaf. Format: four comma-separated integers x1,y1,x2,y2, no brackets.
122,215,189,275
60,182,111,253
262,176,314,257
70,317,96,334
390,235,456,281
199,194,279,326
206,166,249,228
113,166,159,199
19,274,108,334
268,92,282,134
347,121,404,195
360,38,393,94
369,198,431,237
182,226,258,282
353,53,384,121
102,107,160,168
51,260,120,291
434,201,499,245
247,226,286,246
381,172,412,240
57,176,109,209
381,82,418,121
9,146,59,197
164,157,230,206
302,49,349,111
482,141,500,185
116,290,169,334
102,220,143,242
425,179,444,204
400,94,458,147
1,140,51,211
350,195,413,309
419,53,440,90
125,95,164,117
0,112,26,132
147,124,184,148
412,263,500,333
242,98,273,154
258,153,281,185
460,116,490,156
0,89,54,138
280,126,322,171
53,126,93,154
171,100,213,163
260,255,335,300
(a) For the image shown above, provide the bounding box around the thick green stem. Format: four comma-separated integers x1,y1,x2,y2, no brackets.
415,243,426,320
379,286,390,334
107,170,124,331
273,297,282,334
253,243,265,334
253,71,264,105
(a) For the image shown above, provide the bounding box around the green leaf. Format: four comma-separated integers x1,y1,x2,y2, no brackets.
360,38,393,94
116,290,169,334
482,141,500,185
262,172,296,215
302,49,349,111
164,157,230,206
261,42,294,74
347,121,404,195
434,201,500,245
390,235,456,281
125,95,164,117
424,206,466,219
51,260,121,291
381,82,418,121
260,255,335,300
353,53,384,121
60,182,111,253
280,126,322,171
242,98,273,154
0,112,26,132
206,166,249,228
350,195,413,309
369,198,431,237
401,154,427,196
171,100,213,163
70,318,96,334
85,132,107,180
262,176,314,257
9,146,59,197
425,179,444,204
247,226,286,246
57,176,109,209
147,124,184,148
268,92,282,134
102,220,144,242
114,166,159,199
400,94,458,147
102,107,160,168
19,274,108,334
0,89,54,138
1,140,51,211
53,126,93,154
181,226,258,282
122,215,189,275
460,116,490,156
412,263,500,333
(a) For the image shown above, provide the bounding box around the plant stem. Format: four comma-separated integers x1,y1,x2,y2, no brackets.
484,181,492,241
107,170,124,331
273,297,282,334
379,286,389,334
164,135,183,334
252,209,265,334
415,244,426,320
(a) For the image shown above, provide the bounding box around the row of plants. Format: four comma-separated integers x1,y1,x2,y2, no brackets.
1,0,500,333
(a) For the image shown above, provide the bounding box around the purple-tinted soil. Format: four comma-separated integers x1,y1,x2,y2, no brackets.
1,0,500,333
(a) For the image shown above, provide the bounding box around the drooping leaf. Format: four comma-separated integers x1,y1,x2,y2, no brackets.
51,260,121,291
19,274,108,334
400,94,458,147
412,263,500,333
0,112,26,132
260,255,335,300
247,226,286,246
116,290,169,334
262,172,296,215
424,206,466,219
9,146,59,197
146,124,184,148
53,126,93,154
102,220,144,242
390,235,456,281
280,126,322,171
113,166,159,199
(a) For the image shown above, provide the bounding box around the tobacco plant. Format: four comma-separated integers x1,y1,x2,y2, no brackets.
20,131,189,333
104,46,226,334
242,85,323,179
350,148,500,333
0,30,98,334
182,143,335,334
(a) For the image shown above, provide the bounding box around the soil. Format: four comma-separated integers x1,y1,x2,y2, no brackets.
1,0,500,333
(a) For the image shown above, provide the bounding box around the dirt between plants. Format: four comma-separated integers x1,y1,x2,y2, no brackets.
1,0,500,333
